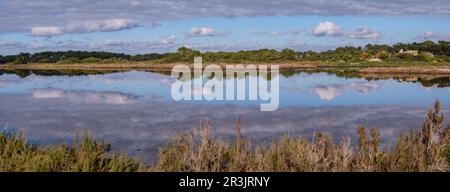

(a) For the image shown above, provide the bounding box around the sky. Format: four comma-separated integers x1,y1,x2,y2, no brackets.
0,0,450,55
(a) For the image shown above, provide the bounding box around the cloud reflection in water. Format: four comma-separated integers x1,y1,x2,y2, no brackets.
312,82,379,101
32,88,138,104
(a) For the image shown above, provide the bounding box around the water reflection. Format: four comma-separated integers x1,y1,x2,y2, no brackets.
1,69,450,106
0,69,450,163
312,82,379,101
32,88,139,104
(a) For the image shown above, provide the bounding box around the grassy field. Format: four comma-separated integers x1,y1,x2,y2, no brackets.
1,101,449,172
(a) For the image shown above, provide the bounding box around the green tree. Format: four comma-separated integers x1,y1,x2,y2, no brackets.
13,53,30,64
280,48,297,61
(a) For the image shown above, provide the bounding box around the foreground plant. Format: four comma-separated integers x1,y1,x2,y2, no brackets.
0,131,142,172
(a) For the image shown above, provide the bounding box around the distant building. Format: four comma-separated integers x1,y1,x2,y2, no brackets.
399,49,418,56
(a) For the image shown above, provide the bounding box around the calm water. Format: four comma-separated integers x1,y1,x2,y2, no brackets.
1,69,449,162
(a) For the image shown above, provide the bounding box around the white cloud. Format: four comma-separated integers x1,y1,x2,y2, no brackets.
348,82,379,93
0,41,24,48
26,43,46,49
129,1,142,6
252,29,283,37
33,88,65,98
423,31,437,36
32,88,138,104
311,21,343,37
348,27,380,39
268,32,280,36
417,31,450,40
312,82,379,101
311,22,380,39
0,75,24,88
65,19,138,33
88,71,175,87
30,19,139,37
418,31,439,40
30,26,64,37
187,27,220,37
313,85,343,101
159,35,177,45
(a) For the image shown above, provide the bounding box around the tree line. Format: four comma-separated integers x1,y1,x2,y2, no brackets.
1,41,450,64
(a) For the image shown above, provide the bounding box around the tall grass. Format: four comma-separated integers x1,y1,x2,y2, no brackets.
1,101,449,172
0,131,143,172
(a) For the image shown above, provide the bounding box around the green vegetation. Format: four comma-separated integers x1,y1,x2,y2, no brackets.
0,131,143,172
1,101,450,172
1,41,449,65
418,77,450,88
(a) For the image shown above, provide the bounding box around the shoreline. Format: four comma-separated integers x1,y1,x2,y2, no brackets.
1,62,450,75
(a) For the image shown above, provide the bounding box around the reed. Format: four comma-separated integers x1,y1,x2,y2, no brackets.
0,131,143,172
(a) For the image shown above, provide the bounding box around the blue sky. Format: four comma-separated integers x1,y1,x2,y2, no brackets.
0,0,449,55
